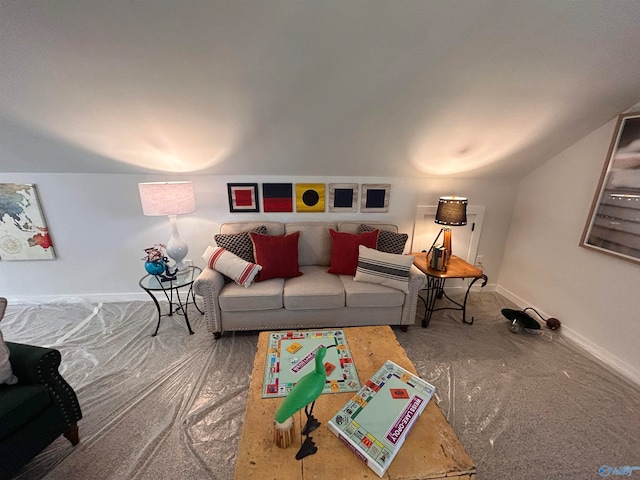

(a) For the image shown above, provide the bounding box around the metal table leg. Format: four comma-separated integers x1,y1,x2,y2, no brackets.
144,275,195,337
461,274,488,324
420,274,488,327
420,277,446,328
144,283,164,337
188,283,204,315
173,287,195,335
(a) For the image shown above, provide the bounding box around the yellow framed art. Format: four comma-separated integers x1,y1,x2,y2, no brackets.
295,183,325,212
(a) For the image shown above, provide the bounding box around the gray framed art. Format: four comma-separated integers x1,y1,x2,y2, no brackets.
360,184,390,213
581,112,640,264
328,183,358,213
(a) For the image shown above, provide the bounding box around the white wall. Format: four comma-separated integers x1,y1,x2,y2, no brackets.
0,173,517,302
498,117,640,384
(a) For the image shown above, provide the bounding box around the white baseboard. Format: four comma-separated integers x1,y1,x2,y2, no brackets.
496,286,640,386
6,292,151,305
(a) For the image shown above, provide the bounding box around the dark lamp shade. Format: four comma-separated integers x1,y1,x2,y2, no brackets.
435,196,468,226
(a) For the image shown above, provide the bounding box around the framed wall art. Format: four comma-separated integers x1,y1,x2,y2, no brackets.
361,184,390,213
227,183,260,213
295,183,325,212
262,183,293,212
328,183,358,213
581,112,640,264
0,183,55,260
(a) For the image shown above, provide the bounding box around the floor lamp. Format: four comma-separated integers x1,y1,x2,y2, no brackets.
138,181,195,273
427,196,468,265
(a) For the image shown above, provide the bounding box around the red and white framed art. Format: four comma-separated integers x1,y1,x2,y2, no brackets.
227,183,260,213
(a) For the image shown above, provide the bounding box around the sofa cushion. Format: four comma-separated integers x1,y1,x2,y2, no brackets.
0,384,50,440
214,225,267,263
219,278,285,311
284,266,345,310
341,275,406,308
0,330,17,385
359,224,408,254
285,223,335,266
202,246,261,288
250,232,303,281
354,246,415,293
328,229,379,276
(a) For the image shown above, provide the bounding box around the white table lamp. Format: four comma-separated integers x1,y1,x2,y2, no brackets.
139,181,195,273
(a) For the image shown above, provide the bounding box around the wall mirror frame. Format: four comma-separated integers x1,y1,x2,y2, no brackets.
580,111,640,264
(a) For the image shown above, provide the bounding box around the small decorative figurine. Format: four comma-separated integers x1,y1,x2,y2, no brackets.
142,244,178,281
273,345,334,459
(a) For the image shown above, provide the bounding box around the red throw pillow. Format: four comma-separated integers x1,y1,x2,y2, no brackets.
249,232,303,281
328,229,379,275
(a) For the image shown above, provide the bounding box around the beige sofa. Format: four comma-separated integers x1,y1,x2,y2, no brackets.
193,221,427,338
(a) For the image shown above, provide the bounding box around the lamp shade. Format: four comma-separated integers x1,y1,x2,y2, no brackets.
435,196,468,226
138,182,195,216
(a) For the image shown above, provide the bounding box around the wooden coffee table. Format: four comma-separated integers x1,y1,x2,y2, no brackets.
234,326,476,479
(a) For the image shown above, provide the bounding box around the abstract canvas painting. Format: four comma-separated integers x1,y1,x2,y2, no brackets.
0,183,55,260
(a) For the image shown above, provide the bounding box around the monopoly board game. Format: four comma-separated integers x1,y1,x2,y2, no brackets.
262,330,361,398
327,360,436,477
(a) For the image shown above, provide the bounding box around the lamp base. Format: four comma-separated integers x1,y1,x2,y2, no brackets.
167,215,189,273
427,227,451,271
442,227,452,263
171,261,190,273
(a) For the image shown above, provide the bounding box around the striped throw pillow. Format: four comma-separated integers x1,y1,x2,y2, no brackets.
202,246,262,288
354,246,415,293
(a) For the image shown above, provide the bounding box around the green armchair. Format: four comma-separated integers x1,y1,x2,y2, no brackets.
0,340,83,479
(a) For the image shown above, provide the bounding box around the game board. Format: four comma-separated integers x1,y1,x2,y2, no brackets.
328,360,436,477
262,330,361,398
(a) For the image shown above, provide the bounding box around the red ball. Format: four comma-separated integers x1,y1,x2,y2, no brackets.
546,318,561,330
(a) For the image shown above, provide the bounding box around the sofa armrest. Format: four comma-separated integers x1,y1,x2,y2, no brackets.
6,342,82,427
400,265,427,325
193,267,226,336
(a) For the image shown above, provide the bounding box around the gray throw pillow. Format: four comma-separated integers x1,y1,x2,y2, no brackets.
359,224,408,255
214,226,267,263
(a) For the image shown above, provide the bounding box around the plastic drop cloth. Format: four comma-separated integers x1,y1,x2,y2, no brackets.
1,292,639,480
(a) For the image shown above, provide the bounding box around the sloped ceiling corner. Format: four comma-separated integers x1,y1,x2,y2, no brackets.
2,0,640,179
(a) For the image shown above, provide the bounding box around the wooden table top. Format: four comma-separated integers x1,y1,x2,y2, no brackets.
234,326,476,480
411,252,484,279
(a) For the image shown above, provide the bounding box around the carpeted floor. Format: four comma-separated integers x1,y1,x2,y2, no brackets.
1,291,639,480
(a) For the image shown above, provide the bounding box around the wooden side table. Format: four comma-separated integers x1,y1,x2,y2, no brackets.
411,252,488,327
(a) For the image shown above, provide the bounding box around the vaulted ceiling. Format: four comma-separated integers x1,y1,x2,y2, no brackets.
2,1,640,178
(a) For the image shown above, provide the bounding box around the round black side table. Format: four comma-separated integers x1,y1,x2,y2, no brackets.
139,266,203,336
